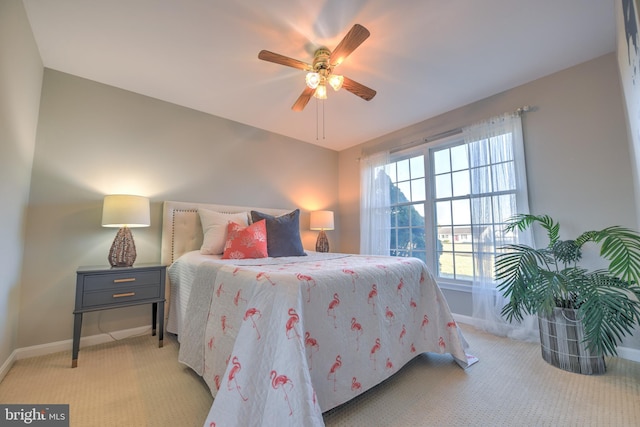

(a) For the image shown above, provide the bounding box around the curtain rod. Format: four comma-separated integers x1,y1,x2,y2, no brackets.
390,128,462,154
379,105,532,156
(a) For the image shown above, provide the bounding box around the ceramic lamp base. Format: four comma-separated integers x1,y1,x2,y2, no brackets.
108,226,137,267
315,230,329,253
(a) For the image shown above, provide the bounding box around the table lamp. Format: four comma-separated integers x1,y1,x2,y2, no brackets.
310,210,334,253
102,195,150,267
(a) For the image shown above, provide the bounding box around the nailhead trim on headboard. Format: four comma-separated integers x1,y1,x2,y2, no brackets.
170,209,198,264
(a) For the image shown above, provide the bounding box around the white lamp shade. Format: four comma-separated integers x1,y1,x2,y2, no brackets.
310,210,334,231
328,74,344,91
313,83,327,99
101,195,150,228
305,72,320,89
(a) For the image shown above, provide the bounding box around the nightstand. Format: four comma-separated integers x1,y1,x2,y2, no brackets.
72,263,166,368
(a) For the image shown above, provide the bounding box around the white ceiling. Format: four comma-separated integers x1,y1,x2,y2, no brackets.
22,0,616,151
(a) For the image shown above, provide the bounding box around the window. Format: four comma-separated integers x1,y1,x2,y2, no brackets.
387,155,427,262
383,117,525,287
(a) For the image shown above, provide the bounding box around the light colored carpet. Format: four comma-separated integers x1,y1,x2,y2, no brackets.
1,324,639,427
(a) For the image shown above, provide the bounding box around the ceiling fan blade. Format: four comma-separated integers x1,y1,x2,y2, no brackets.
292,86,315,111
330,24,370,66
258,50,312,71
342,76,376,101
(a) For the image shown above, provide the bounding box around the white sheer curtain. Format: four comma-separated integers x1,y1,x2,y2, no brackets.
465,113,538,341
360,151,391,255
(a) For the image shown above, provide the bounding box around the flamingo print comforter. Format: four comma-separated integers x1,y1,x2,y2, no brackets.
168,252,474,427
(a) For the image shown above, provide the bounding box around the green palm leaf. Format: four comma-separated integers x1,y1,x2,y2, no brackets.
576,272,640,356
505,214,560,247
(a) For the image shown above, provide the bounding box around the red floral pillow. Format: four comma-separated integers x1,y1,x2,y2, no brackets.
222,220,268,259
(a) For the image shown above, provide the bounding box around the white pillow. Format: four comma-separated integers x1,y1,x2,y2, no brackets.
199,209,249,255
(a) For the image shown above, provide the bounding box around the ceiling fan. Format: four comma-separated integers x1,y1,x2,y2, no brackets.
258,24,377,112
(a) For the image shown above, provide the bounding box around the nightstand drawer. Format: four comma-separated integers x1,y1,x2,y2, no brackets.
82,285,161,308
84,270,161,292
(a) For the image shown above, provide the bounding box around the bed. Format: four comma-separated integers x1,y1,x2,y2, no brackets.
161,200,476,427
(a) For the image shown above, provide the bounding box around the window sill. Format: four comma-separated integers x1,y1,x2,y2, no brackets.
436,281,472,293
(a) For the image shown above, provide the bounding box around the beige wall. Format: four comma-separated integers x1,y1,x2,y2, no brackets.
616,0,640,229
338,53,640,350
0,0,42,366
18,69,339,348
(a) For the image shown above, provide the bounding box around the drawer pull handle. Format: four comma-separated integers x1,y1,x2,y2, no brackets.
114,278,136,283
113,292,136,298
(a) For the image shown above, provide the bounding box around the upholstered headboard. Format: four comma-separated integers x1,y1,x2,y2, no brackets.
161,200,293,265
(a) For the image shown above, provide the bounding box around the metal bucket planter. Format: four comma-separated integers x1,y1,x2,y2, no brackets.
538,307,606,375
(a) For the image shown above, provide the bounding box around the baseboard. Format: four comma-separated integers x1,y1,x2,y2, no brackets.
452,313,473,326
0,349,17,383
16,325,152,360
452,313,640,363
0,325,152,379
616,346,640,363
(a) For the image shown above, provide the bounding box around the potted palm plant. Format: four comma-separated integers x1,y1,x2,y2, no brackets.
495,214,640,374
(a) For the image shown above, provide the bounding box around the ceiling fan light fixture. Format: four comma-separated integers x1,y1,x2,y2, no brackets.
305,72,320,89
328,74,344,91
258,24,376,112
314,83,327,99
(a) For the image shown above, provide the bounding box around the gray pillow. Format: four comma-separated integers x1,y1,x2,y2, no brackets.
250,209,307,257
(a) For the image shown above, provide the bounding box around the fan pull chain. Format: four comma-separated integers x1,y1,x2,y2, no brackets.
315,98,326,140
322,99,325,140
